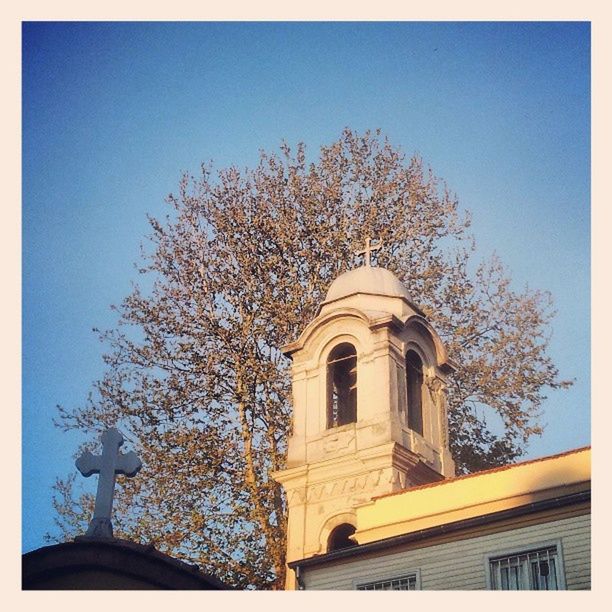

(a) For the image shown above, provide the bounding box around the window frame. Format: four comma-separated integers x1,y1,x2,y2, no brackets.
326,342,358,429
327,523,357,552
353,568,421,591
404,348,424,436
484,539,566,591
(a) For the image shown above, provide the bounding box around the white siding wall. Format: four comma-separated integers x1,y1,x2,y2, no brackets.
302,512,590,590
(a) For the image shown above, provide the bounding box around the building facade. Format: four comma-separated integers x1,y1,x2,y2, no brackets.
290,447,590,590
273,262,591,590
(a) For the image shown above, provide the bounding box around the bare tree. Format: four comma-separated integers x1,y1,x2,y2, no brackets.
52,128,572,589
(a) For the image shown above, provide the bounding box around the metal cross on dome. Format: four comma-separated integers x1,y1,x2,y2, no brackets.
355,237,383,267
76,427,142,539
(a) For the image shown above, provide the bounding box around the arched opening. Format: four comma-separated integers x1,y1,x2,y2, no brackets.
327,523,357,552
405,350,424,435
327,343,357,428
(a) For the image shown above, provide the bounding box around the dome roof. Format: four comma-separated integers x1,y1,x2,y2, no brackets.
324,266,412,303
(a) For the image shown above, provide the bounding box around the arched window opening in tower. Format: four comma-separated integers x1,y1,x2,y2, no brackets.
327,523,357,552
327,343,357,428
405,350,424,436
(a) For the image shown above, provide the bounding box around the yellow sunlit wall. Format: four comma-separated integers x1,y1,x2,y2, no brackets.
354,447,590,545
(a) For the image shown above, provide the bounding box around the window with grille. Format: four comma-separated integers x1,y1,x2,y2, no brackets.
488,545,563,590
356,574,418,590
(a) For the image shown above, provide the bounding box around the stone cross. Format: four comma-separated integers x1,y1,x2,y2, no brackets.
76,427,142,538
355,237,383,267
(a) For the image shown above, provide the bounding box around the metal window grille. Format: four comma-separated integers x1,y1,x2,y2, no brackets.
356,574,417,591
489,546,559,590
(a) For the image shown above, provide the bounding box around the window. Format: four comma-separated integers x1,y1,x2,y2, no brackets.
405,350,423,435
327,343,357,428
356,573,418,591
327,523,357,552
488,545,564,590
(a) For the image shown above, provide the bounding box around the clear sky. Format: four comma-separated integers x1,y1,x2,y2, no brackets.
22,21,590,553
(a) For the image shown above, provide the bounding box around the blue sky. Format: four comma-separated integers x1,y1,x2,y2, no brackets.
22,21,590,553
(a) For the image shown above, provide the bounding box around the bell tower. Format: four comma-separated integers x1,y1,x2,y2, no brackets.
273,242,456,589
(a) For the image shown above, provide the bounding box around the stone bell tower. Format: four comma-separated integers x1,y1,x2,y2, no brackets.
273,240,456,590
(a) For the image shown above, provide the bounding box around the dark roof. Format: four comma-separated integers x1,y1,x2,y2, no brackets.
23,537,231,590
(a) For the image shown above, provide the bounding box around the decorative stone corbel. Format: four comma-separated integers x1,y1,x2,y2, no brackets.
425,376,449,448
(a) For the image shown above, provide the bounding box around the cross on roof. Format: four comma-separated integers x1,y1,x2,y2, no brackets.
76,427,142,539
355,237,383,267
